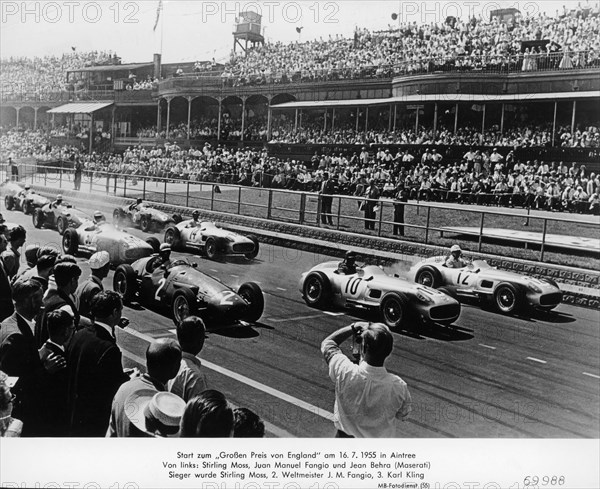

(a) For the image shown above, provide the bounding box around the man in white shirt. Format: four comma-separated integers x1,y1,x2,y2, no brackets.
321,322,412,438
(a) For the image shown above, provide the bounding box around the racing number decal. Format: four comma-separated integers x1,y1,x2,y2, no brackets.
220,290,236,305
345,277,362,296
190,230,199,240
457,272,471,285
155,278,167,301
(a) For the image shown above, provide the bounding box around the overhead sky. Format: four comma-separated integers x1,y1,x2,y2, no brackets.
0,0,591,64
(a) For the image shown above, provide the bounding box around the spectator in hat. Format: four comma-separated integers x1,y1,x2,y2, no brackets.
107,338,182,437
1,225,26,280
0,233,14,321
233,407,265,438
23,245,40,269
321,322,412,437
180,389,234,438
125,391,186,438
168,316,208,402
76,251,110,320
445,244,468,268
0,371,23,437
66,291,131,437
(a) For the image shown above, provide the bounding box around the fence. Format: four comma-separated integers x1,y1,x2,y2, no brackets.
3,164,598,265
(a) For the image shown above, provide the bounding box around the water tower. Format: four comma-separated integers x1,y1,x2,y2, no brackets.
233,11,265,54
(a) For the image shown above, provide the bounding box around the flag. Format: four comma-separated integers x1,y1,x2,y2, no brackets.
153,0,163,32
296,26,304,34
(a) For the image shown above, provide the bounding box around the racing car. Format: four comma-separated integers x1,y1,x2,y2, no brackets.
62,221,157,265
3,182,49,215
113,201,182,233
300,261,461,330
33,201,93,235
164,219,259,260
410,256,563,314
113,256,264,327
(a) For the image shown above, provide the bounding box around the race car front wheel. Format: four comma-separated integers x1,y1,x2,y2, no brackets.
493,283,522,315
62,229,79,256
4,195,14,211
205,237,218,260
380,291,408,330
238,282,264,323
415,266,441,289
140,215,151,233
56,216,68,235
33,209,45,229
302,272,331,308
164,226,182,250
172,289,198,326
22,200,33,215
113,265,137,304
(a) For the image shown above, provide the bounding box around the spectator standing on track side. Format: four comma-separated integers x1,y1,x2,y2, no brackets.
76,251,110,320
9,158,18,181
363,179,380,231
107,339,181,437
320,322,412,438
319,172,335,226
393,183,409,237
65,290,131,437
168,316,208,402
73,159,83,190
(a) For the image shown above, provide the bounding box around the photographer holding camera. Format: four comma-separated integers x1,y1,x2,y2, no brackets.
321,322,412,438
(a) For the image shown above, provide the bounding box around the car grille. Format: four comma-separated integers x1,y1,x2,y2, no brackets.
125,248,152,261
429,304,461,321
233,243,254,253
539,293,562,306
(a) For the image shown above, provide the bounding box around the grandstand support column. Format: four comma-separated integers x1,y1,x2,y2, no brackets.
294,109,298,131
552,101,557,147
166,97,172,139
415,107,419,132
51,113,55,130
331,108,336,131
481,104,486,143
217,98,223,140
33,107,38,130
393,105,397,131
299,110,303,129
388,105,393,131
323,109,327,132
500,104,505,135
454,103,459,134
89,112,94,154
365,107,369,132
111,106,116,140
156,99,162,135
266,99,272,140
571,100,576,135
15,107,20,129
433,103,438,139
187,97,193,140
241,97,247,142
355,108,359,132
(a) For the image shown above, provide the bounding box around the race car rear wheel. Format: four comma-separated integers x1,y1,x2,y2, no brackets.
172,289,198,326
145,237,161,253
415,266,441,289
112,209,123,226
238,282,264,323
56,216,68,235
140,215,151,233
33,209,45,228
205,237,218,260
62,229,79,256
244,235,260,260
113,265,137,304
4,195,14,211
380,291,409,330
164,225,182,250
22,200,33,215
302,272,331,308
493,283,522,315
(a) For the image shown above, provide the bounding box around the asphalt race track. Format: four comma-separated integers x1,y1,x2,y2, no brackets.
6,207,599,438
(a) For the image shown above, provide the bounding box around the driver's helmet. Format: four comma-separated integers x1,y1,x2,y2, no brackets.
93,211,106,224
450,244,462,254
345,250,357,263
136,198,143,205
24,184,31,191
192,210,200,221
159,243,171,259
55,194,63,203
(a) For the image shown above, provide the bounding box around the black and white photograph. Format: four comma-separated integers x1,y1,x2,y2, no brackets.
0,0,598,487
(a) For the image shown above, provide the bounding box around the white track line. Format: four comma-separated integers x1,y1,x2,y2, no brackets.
526,357,547,364
276,287,287,291
479,344,496,350
582,372,600,380
230,274,239,278
323,311,345,316
121,328,335,423
210,269,218,273
269,314,329,323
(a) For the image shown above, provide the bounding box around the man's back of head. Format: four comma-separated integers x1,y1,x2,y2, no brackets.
176,316,206,356
361,323,393,367
146,338,182,384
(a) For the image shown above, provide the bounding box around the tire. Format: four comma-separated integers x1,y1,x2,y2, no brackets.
238,282,265,323
171,289,198,326
493,282,522,315
113,265,137,304
112,209,123,226
33,209,45,229
62,229,79,256
172,214,182,224
415,266,442,289
204,237,218,260
164,225,182,250
140,214,151,233
145,236,161,253
380,291,409,330
244,235,259,260
302,271,331,308
56,216,69,235
22,200,33,215
4,195,14,211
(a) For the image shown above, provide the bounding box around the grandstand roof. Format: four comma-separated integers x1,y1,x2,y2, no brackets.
47,102,113,114
271,91,600,109
66,63,153,74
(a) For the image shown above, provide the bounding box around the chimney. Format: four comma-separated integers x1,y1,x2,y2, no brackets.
153,53,162,79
